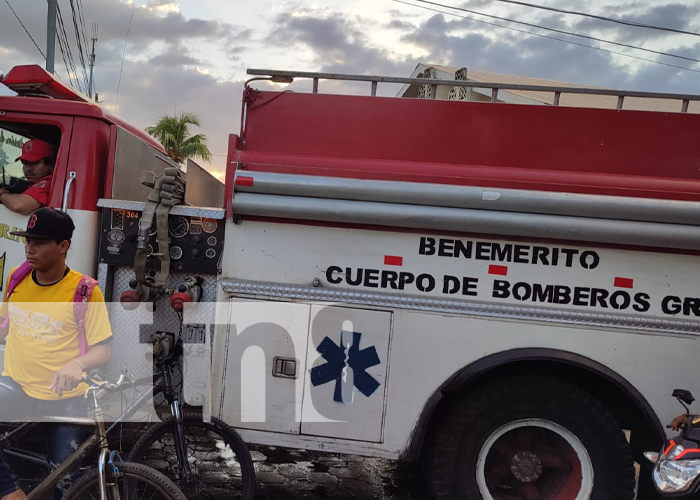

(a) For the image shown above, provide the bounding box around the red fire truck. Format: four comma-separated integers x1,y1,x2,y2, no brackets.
2,65,700,500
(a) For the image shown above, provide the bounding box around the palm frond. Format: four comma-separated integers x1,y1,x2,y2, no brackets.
145,112,210,163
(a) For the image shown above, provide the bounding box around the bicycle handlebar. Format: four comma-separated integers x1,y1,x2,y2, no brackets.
82,368,135,399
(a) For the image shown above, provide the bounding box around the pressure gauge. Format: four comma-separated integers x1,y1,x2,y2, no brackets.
168,216,189,238
170,246,183,260
202,218,218,233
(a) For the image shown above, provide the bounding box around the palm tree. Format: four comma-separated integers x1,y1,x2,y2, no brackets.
146,112,212,164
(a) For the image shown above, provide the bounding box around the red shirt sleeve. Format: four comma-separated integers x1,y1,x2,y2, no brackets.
22,174,52,206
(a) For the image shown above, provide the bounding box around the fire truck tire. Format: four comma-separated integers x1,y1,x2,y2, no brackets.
426,375,635,500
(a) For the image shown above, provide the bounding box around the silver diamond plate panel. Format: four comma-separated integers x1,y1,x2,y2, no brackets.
220,279,700,336
106,267,219,384
98,263,109,291
97,199,225,219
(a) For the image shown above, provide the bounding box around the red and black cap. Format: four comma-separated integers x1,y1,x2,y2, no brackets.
15,139,57,163
10,207,75,241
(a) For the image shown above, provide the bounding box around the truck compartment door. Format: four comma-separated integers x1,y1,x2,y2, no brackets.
220,299,311,434
301,306,392,443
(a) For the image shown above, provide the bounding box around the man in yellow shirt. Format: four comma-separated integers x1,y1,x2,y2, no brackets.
0,208,112,500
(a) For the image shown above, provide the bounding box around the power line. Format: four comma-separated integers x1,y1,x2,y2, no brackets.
3,0,46,59
56,4,78,90
76,0,90,60
462,0,700,38
55,4,73,85
406,0,700,65
56,2,85,93
68,0,89,91
55,10,76,90
393,0,700,74
115,0,135,113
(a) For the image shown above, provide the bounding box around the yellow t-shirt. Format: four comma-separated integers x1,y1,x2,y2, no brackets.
0,267,112,400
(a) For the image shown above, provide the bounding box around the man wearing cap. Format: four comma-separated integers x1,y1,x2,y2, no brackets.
0,139,56,215
0,208,112,500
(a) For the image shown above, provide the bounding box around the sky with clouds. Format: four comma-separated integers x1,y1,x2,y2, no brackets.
1,0,699,176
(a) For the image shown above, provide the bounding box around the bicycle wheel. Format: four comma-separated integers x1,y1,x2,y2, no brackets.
128,414,255,500
62,461,187,500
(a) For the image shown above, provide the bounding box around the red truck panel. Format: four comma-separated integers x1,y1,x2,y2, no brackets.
235,91,700,200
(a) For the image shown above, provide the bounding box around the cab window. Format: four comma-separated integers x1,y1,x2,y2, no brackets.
0,123,61,194
0,128,27,183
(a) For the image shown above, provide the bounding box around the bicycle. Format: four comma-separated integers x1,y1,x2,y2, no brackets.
2,330,255,500
126,330,255,500
1,371,186,500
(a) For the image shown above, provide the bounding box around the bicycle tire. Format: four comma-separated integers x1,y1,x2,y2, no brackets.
62,461,187,500
128,414,255,500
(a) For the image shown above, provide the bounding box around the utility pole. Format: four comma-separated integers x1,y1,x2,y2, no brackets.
46,0,57,73
88,24,98,99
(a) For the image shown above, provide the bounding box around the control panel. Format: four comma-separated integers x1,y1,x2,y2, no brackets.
98,208,225,275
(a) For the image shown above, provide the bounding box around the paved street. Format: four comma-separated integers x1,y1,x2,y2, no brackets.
11,435,429,500
8,423,645,500
250,446,430,500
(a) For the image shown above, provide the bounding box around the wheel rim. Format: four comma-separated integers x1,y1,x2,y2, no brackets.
476,419,594,500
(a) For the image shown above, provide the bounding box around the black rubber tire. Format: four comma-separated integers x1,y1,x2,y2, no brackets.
425,375,635,500
62,461,187,500
128,413,255,500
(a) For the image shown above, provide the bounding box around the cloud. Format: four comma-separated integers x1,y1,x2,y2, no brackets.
269,8,415,86
80,1,248,46
387,19,416,30
146,0,180,14
396,11,700,92
565,3,700,44
0,0,250,72
387,8,422,18
269,12,365,64
147,44,201,67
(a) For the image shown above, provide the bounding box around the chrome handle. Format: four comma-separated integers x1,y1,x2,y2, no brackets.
61,171,76,211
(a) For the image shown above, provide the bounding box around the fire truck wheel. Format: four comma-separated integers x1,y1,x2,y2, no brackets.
426,375,635,500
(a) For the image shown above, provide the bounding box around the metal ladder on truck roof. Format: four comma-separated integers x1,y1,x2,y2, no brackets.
246,68,700,113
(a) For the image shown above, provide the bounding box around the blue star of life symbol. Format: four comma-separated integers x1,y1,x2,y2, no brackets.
310,331,381,404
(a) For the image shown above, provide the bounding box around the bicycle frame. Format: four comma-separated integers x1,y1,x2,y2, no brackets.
2,341,194,497
1,375,167,462
18,383,115,500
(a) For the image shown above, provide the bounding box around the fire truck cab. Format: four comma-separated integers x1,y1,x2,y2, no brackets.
0,64,165,279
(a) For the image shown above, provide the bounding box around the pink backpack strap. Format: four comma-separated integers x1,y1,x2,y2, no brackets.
73,275,98,357
0,261,33,329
